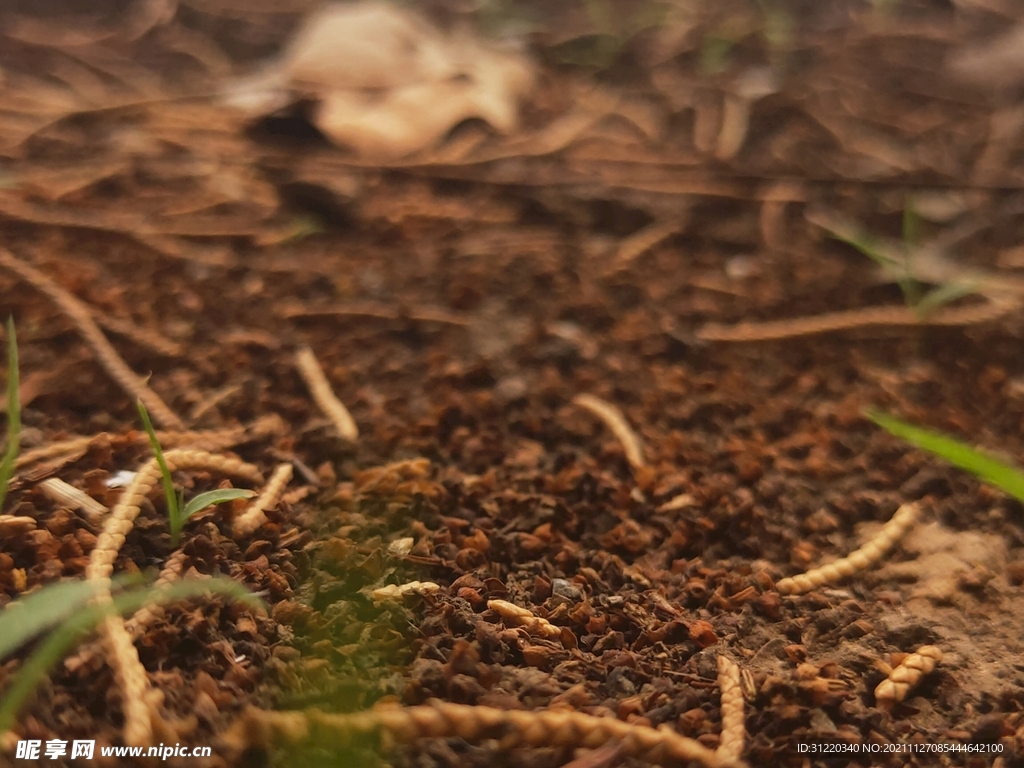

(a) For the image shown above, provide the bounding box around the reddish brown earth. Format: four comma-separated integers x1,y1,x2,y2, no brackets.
2,1,1024,767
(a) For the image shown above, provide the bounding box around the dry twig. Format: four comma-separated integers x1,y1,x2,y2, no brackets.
15,419,282,473
488,599,563,641
697,299,1016,342
225,700,744,768
190,384,243,421
371,581,442,603
95,612,161,747
0,515,37,536
38,477,108,522
91,308,183,357
775,502,920,595
355,458,432,493
233,462,293,537
716,657,746,762
874,645,943,710
124,548,188,638
572,394,645,469
609,217,687,272
0,248,184,429
294,345,358,441
15,437,95,470
0,192,253,243
278,300,470,327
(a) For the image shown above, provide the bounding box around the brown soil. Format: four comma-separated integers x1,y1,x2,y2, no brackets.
2,1,1024,767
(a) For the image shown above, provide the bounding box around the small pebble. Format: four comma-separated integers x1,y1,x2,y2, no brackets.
551,578,582,602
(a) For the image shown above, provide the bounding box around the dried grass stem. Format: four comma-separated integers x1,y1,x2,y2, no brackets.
573,394,645,469
233,462,292,537
716,657,746,762
227,701,744,768
0,248,184,428
776,502,920,595
295,345,358,441
697,299,1015,342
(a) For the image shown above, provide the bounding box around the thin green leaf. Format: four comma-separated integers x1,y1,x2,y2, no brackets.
280,214,325,244
182,488,255,519
0,577,262,731
866,409,1024,502
825,219,924,307
896,199,922,307
902,197,919,248
914,280,982,317
896,275,922,310
757,0,793,51
0,580,106,661
136,399,180,542
0,574,150,661
831,228,899,270
0,316,21,511
700,35,735,74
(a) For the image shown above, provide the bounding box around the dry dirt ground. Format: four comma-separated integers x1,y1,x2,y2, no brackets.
3,1,1024,766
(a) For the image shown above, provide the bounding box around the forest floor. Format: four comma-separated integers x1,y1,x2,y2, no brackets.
2,1,1024,766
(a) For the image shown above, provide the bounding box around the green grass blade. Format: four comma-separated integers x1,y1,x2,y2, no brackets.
914,280,982,317
0,316,21,511
897,200,922,307
866,409,1024,502
829,221,922,307
902,197,919,248
831,227,899,270
0,580,107,660
0,574,149,660
182,488,255,519
136,399,181,543
809,210,925,304
0,577,262,731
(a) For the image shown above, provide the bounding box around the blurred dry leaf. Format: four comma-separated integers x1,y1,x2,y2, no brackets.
948,24,1024,91
253,1,536,160
3,0,178,47
284,2,456,90
716,66,778,160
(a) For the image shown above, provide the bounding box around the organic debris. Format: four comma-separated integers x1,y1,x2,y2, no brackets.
232,1,536,160
1,1,1024,766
